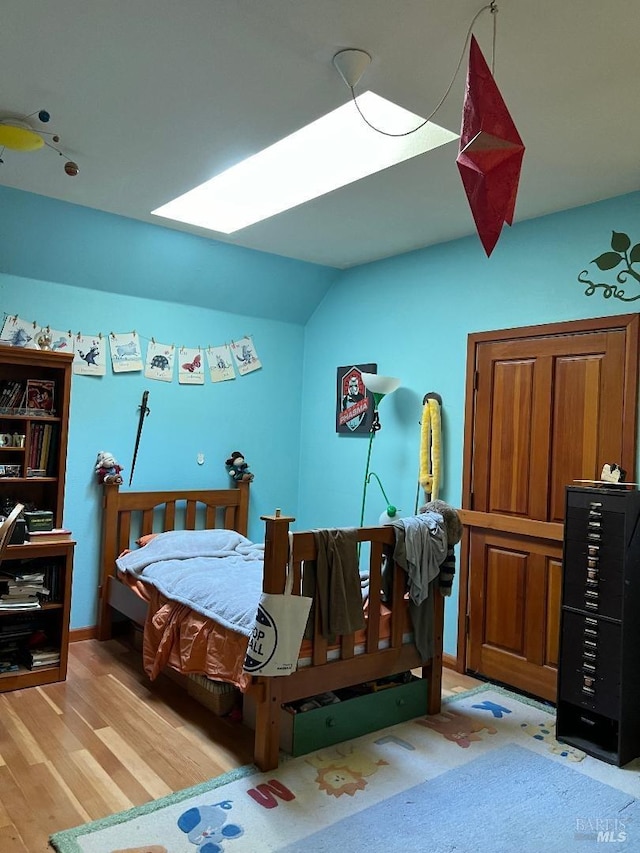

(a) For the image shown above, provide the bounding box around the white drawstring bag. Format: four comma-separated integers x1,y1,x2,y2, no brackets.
243,533,312,676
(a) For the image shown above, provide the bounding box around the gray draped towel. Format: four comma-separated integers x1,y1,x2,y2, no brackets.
383,513,449,661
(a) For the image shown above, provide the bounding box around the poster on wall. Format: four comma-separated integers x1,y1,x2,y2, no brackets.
109,332,143,373
336,363,377,435
178,346,205,385
0,315,39,348
73,333,107,376
231,336,262,375
206,344,235,382
42,327,74,353
144,341,175,382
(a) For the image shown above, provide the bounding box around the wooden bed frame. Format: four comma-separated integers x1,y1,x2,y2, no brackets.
96,481,444,771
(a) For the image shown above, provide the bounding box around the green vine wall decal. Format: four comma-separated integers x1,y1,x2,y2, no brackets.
578,231,640,301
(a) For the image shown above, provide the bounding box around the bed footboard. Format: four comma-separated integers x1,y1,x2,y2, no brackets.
252,513,444,771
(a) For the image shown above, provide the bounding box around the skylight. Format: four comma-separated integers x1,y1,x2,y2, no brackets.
151,91,459,234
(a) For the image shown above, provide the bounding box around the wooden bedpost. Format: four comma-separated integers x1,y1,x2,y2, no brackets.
425,587,444,714
253,511,295,771
260,511,295,594
235,480,250,537
97,483,121,640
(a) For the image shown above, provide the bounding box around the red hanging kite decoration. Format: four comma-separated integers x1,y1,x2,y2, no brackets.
456,35,525,257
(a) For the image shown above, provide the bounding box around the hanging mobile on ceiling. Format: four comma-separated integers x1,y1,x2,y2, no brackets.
0,108,79,176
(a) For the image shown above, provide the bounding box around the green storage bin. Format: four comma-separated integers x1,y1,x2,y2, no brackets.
244,675,429,757
23,510,54,532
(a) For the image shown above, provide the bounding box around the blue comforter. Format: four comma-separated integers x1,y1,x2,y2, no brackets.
116,529,264,637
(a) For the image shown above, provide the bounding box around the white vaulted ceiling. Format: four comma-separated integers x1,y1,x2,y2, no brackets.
1,0,638,269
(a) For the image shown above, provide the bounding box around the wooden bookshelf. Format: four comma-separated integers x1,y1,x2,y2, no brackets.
0,345,74,690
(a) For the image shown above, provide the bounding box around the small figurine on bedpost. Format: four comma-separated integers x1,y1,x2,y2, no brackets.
95,451,124,485
225,451,254,483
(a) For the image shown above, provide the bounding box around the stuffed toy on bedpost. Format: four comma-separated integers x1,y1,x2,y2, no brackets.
419,500,462,597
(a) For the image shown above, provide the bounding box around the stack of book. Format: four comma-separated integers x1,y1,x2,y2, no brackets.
27,423,58,475
24,646,60,670
0,567,48,610
26,528,71,544
0,615,41,671
0,379,26,411
0,641,21,672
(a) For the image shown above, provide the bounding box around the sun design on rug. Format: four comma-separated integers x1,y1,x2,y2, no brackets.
306,746,388,797
415,709,497,747
520,720,586,762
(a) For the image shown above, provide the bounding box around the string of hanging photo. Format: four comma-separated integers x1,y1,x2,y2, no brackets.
0,314,262,384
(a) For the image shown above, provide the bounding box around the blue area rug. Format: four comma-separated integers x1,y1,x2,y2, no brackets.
50,684,640,852
282,743,639,852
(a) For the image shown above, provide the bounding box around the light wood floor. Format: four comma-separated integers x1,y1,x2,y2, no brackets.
0,639,483,852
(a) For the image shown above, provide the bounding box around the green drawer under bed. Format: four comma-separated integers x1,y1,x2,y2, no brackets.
244,674,429,757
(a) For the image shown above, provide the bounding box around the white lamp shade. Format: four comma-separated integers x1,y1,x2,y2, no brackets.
379,507,401,525
361,373,401,395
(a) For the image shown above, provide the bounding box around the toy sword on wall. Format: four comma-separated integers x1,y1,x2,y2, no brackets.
129,390,150,486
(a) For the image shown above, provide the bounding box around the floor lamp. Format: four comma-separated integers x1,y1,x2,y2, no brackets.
359,372,400,527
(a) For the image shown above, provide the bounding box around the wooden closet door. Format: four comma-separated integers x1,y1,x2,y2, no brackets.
459,315,639,701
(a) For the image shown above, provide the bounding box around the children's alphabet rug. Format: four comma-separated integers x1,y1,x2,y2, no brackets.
49,684,640,852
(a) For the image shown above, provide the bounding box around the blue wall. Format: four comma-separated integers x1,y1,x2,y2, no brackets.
298,191,640,653
0,186,339,325
2,184,639,656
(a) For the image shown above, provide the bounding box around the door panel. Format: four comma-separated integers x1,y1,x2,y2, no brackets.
545,558,562,668
484,546,526,653
460,315,638,701
487,359,535,516
468,529,563,701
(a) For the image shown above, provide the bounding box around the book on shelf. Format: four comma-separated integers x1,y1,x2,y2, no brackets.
24,647,60,669
0,580,50,595
1,589,50,601
27,528,72,543
0,590,41,601
0,568,46,583
0,600,41,611
25,379,55,412
0,627,37,641
0,614,40,633
39,423,52,470
0,379,26,410
30,648,60,660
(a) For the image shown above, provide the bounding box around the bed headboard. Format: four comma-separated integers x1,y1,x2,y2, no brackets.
97,481,249,637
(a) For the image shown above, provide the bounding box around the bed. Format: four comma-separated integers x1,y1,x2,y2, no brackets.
97,480,444,771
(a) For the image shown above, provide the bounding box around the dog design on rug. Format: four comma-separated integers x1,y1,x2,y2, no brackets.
306,745,388,797
520,720,586,762
416,709,497,747
176,799,244,852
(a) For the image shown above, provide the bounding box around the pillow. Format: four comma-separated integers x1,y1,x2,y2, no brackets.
136,533,159,547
